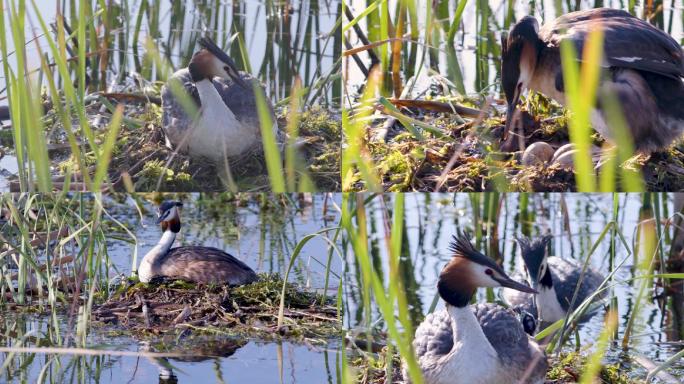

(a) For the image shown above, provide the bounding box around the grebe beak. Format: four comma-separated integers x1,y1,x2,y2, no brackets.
198,37,249,89
495,274,538,294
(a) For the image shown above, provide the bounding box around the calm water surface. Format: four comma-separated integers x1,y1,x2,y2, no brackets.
7,0,340,101
344,193,684,380
0,0,341,189
344,0,684,98
1,193,343,384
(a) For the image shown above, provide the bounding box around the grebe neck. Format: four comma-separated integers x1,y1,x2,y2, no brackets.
138,229,177,283
195,79,234,117
444,303,499,375
447,304,484,345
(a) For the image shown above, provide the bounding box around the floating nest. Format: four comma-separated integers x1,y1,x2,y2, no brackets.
348,347,637,384
93,273,340,340
99,101,341,192
4,78,341,191
348,85,684,192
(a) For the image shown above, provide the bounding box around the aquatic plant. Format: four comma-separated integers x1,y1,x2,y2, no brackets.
343,1,681,192
0,193,344,382
341,193,684,382
0,1,342,192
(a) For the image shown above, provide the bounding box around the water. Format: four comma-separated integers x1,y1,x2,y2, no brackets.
104,194,340,287
2,193,684,382
0,193,343,383
0,0,342,192
0,154,17,191
3,0,341,104
344,0,684,98
2,311,340,384
343,193,684,380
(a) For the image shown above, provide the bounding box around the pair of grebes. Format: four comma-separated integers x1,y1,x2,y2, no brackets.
404,233,605,384
140,201,604,384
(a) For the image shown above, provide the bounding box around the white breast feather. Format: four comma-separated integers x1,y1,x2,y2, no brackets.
537,286,566,323
189,80,260,161
420,306,502,384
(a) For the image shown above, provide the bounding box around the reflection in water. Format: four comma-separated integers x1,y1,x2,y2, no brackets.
0,194,342,383
141,337,247,383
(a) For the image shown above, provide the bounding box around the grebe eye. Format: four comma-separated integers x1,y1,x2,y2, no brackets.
224,66,230,73
485,269,493,275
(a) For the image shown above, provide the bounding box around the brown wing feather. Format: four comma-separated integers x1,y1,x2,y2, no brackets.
539,8,683,79
159,246,257,285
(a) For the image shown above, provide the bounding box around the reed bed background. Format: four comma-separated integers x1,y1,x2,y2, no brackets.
342,0,684,192
0,0,342,192
340,193,684,383
0,192,344,383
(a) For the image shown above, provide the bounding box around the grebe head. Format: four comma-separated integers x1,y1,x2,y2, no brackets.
501,16,540,136
188,37,248,89
438,231,537,307
156,201,183,233
513,306,539,336
515,235,552,286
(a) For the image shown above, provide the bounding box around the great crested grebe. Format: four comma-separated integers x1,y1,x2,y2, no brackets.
405,232,547,384
138,201,258,285
503,235,606,326
501,8,684,153
161,37,277,164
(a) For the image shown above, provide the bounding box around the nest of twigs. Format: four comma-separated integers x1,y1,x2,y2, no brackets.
92,273,340,340
350,82,684,192
348,348,636,384
3,79,342,191
356,98,579,192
